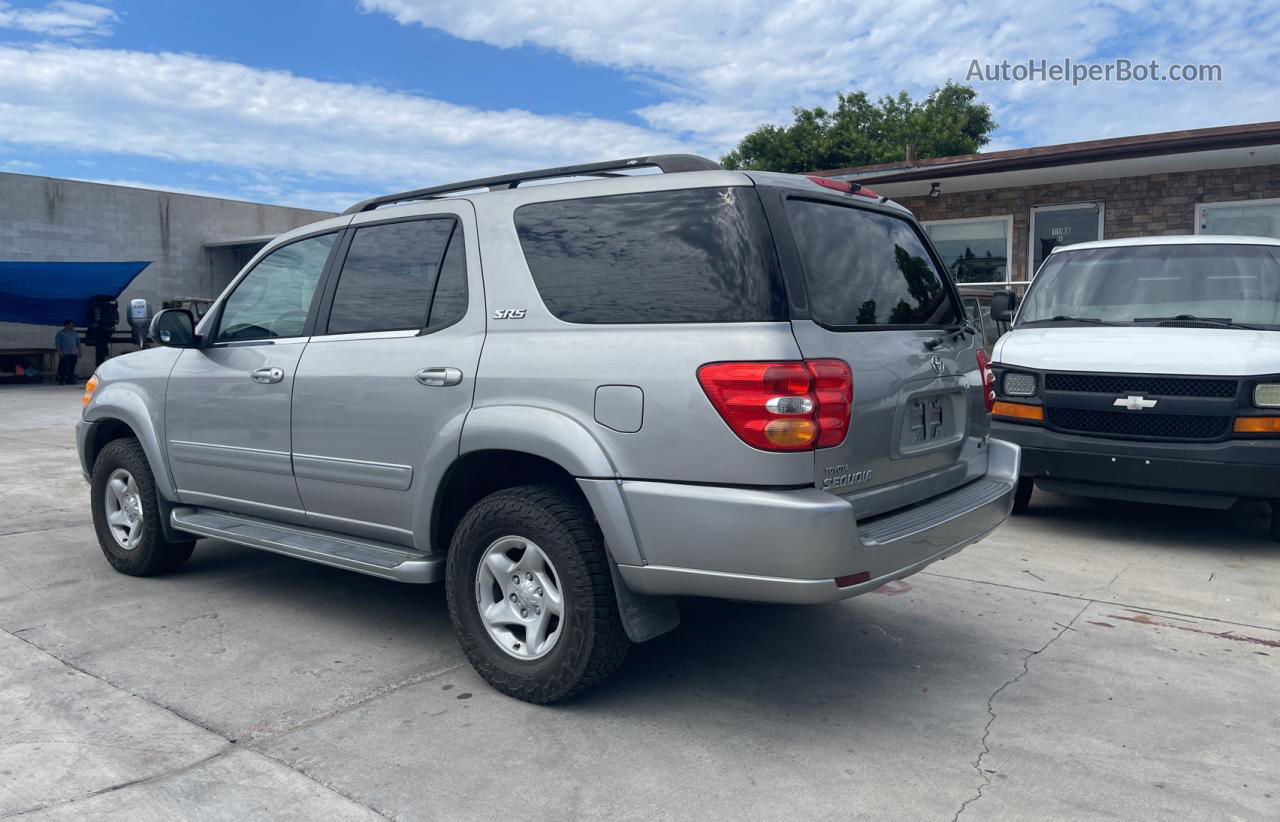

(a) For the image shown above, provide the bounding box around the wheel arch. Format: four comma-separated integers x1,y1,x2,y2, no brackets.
83,383,176,499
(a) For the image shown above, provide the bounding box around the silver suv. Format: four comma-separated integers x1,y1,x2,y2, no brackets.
76,155,1020,702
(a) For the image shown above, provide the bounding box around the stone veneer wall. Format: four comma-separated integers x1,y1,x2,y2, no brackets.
893,163,1280,284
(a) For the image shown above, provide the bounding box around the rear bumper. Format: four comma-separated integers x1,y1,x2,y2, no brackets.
617,438,1019,604
993,421,1280,508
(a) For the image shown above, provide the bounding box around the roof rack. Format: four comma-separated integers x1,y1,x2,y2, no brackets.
343,154,721,214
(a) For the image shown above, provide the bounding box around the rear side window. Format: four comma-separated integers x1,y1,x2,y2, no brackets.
515,187,786,324
326,218,457,334
786,200,958,327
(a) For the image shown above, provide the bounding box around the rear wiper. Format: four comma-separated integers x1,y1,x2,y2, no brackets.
1021,315,1113,325
1133,314,1259,330
924,321,976,350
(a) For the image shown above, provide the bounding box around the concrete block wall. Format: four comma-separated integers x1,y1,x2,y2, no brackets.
895,163,1280,283
0,172,332,374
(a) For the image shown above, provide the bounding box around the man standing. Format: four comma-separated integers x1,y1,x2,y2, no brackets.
55,320,81,385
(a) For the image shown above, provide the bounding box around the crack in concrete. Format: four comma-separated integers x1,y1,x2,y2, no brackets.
0,623,457,821
922,570,1280,633
950,601,1091,822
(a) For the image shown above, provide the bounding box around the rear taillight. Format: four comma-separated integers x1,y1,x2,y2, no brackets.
976,350,996,413
697,360,852,452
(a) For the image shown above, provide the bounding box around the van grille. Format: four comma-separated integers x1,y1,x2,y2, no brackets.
1043,373,1237,398
1045,407,1231,441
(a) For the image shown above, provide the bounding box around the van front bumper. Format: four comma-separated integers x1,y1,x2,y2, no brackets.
993,420,1280,508
615,438,1019,604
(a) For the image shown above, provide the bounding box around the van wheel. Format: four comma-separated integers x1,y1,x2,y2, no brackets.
1012,477,1034,514
91,438,195,575
446,484,630,703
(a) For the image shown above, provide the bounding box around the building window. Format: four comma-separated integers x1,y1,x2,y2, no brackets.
1197,197,1280,239
1029,202,1104,276
924,216,1013,286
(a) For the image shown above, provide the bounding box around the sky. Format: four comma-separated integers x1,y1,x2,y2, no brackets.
0,0,1275,212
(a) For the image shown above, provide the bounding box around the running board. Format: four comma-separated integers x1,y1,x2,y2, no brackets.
170,507,443,583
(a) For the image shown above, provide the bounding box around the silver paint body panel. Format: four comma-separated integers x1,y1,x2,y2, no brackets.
78,168,1017,606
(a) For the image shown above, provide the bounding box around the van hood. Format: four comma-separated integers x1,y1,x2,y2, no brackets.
992,326,1280,376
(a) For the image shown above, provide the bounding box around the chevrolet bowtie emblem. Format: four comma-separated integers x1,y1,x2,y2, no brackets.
1114,395,1158,411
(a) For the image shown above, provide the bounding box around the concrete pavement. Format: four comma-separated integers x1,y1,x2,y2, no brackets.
0,384,1276,820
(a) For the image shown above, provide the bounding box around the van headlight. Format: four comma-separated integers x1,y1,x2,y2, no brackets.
1254,383,1280,408
1002,372,1037,398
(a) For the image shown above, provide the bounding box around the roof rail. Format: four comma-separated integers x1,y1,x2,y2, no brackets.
342,154,721,215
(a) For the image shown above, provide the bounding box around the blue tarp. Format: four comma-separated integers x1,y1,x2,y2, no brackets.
0,261,150,326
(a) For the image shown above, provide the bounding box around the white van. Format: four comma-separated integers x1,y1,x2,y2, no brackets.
987,235,1280,539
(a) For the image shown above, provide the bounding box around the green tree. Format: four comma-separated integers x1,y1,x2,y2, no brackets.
721,82,996,172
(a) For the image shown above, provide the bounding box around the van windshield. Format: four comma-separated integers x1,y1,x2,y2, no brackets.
1020,243,1280,328
786,199,959,328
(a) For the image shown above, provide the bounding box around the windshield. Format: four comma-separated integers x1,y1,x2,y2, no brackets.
1019,243,1280,327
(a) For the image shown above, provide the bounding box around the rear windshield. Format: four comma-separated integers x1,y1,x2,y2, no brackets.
515,187,786,324
786,199,958,328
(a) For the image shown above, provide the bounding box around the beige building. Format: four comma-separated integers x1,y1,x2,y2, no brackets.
813,121,1280,290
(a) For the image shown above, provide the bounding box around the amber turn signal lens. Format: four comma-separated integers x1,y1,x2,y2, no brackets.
763,418,818,447
1234,416,1280,434
992,401,1044,422
82,375,98,408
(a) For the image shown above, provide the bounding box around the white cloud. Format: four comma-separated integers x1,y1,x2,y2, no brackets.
0,1,116,37
362,0,1280,151
0,44,689,207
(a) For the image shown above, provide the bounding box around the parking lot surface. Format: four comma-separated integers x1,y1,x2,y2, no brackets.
1,383,1277,821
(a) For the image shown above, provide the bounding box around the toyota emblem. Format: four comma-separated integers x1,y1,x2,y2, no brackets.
930,355,944,375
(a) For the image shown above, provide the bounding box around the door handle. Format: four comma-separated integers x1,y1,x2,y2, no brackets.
416,367,463,387
251,367,285,384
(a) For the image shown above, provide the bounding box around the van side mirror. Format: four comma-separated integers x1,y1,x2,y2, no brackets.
990,290,1017,322
149,308,198,348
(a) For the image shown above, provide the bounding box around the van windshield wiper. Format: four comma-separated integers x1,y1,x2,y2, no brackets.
1133,314,1259,330
1021,315,1114,325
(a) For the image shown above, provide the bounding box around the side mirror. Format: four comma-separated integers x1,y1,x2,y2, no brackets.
149,308,198,348
990,290,1017,322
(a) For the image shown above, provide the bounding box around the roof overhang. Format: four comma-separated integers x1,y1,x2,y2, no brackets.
818,121,1280,199
203,234,276,249
839,143,1280,199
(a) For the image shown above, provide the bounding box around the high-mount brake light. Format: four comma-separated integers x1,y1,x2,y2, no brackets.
697,360,852,452
806,176,880,199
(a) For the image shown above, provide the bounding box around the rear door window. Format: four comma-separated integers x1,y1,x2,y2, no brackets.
515,187,786,324
786,199,958,327
326,218,457,334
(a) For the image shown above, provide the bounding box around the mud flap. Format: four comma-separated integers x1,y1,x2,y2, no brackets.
609,560,679,643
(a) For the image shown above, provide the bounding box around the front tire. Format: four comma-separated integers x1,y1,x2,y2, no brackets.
446,484,630,703
90,438,195,576
1011,477,1034,514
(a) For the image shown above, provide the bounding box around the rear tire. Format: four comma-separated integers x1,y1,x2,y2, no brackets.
90,438,195,576
446,484,630,703
1011,477,1034,514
